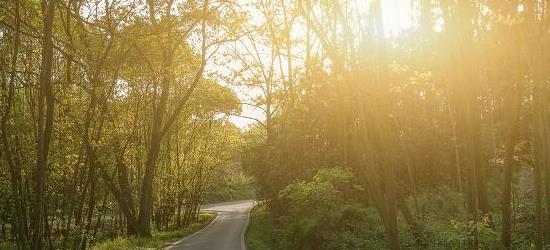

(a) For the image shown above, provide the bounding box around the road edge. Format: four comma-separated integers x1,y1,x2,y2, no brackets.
241,200,257,250
164,212,220,250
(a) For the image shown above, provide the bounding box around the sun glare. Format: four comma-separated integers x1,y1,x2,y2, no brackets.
380,0,413,37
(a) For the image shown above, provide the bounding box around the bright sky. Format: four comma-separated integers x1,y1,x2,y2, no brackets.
228,0,414,130
228,88,264,130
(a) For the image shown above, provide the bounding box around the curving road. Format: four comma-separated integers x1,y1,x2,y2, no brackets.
166,200,255,250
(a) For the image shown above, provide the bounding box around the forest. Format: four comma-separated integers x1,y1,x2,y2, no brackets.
0,0,549,249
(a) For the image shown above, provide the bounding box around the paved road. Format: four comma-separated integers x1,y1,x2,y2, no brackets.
166,200,255,250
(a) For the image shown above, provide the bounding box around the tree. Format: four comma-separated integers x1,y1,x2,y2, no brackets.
31,0,56,248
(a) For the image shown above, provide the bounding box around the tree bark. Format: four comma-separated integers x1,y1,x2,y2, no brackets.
31,0,56,248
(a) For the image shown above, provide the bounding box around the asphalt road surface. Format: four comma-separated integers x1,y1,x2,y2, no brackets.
166,200,255,250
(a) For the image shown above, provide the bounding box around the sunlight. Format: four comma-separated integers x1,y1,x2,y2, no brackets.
3,0,549,249
380,0,413,37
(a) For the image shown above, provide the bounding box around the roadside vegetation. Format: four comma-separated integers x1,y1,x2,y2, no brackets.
0,212,216,250
246,203,274,250
245,169,537,249
91,212,215,250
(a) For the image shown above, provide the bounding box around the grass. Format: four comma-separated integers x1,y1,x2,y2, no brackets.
0,242,16,250
245,202,273,250
91,212,216,250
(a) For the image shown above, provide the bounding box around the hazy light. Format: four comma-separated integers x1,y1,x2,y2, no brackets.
381,0,413,37
229,0,416,129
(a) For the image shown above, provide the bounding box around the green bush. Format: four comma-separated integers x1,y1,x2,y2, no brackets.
246,202,275,250
276,168,376,250
247,169,540,249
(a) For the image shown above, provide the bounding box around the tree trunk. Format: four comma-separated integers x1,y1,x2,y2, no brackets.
525,1,547,248
100,166,140,235
137,0,208,236
501,58,522,249
137,100,166,236
31,0,55,248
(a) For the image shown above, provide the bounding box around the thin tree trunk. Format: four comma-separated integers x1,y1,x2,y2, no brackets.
501,51,522,248
1,0,28,247
31,0,55,248
92,191,109,241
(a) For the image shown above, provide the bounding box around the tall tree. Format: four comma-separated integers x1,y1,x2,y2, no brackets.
137,0,210,236
31,0,56,248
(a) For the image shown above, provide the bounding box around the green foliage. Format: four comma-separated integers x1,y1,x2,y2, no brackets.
246,170,544,250
268,168,378,250
204,163,256,203
411,187,468,219
404,188,533,249
0,243,17,250
246,203,275,250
